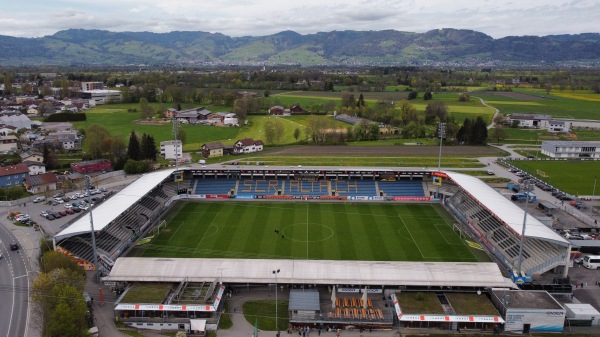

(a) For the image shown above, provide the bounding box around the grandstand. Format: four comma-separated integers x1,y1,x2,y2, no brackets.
54,169,180,271
443,172,570,279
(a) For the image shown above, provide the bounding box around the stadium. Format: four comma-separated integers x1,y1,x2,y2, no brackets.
52,165,571,334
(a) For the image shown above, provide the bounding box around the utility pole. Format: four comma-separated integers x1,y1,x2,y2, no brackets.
85,175,100,282
172,117,180,192
272,268,280,335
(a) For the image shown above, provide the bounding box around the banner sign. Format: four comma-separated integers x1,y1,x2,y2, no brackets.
393,196,431,201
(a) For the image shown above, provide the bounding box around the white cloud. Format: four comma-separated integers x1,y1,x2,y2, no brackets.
0,0,598,38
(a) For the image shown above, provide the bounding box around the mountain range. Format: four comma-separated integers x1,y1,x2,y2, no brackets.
1,28,599,67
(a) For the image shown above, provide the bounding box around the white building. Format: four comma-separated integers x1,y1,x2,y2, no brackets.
78,90,122,105
541,140,600,159
233,138,264,154
160,140,183,160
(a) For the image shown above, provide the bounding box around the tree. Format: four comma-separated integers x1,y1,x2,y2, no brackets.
424,101,448,124
264,121,276,144
490,124,507,145
397,100,419,126
423,92,433,100
140,97,154,119
367,122,380,140
38,101,55,116
86,125,110,159
46,285,89,337
273,120,284,143
3,73,12,95
357,93,365,107
127,131,141,160
141,134,158,161
293,128,301,143
472,116,489,145
407,91,418,100
177,127,186,144
40,251,85,275
341,93,355,108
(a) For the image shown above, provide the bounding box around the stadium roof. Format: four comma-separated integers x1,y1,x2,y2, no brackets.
102,257,517,289
445,172,568,246
54,168,177,241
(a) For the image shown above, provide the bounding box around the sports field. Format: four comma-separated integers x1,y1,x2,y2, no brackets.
131,201,479,262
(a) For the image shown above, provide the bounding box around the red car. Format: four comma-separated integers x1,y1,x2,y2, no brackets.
58,210,68,217
65,208,75,215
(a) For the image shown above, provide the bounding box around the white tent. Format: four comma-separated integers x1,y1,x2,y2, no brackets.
190,319,206,332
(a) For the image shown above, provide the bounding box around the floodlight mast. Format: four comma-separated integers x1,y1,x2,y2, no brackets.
85,175,100,282
516,180,533,276
272,269,281,334
436,122,446,198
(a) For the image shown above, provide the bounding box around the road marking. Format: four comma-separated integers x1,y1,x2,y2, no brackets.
14,275,28,279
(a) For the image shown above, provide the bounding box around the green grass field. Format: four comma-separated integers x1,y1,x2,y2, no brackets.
509,160,600,196
131,201,479,262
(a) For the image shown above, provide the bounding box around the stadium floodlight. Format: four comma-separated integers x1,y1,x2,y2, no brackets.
516,180,534,276
436,122,446,198
85,175,100,282
272,269,281,334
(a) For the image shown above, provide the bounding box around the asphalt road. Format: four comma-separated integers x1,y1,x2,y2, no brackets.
0,224,29,337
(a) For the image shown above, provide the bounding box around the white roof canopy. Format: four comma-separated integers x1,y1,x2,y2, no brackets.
54,168,177,241
445,172,568,246
103,257,517,289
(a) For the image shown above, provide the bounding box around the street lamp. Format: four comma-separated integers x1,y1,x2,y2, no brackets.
272,269,280,334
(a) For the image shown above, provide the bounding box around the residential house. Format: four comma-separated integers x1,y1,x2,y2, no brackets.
290,104,305,114
24,172,57,194
269,106,285,116
24,161,46,175
234,138,264,154
165,108,177,119
0,135,19,152
0,124,17,136
547,120,570,133
20,151,44,163
32,132,81,151
201,142,225,158
160,140,183,160
0,163,29,188
27,105,39,116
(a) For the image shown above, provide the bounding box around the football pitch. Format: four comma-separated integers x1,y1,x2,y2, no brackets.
130,201,480,262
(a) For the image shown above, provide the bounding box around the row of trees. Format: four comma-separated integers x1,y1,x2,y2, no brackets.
32,246,89,337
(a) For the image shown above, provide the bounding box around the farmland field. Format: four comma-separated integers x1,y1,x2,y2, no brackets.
130,201,480,263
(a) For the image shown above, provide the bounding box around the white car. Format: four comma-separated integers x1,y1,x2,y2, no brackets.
40,210,49,217
53,198,64,204
69,195,78,200
79,204,89,211
64,203,73,209
33,196,46,203
16,214,30,221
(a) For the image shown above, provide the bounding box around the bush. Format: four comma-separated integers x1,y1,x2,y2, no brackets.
407,91,418,100
123,159,152,174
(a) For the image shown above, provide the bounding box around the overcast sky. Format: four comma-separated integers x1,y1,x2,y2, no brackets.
1,0,598,39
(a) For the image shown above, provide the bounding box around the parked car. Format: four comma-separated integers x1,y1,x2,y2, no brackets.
49,211,61,218
100,187,108,192
45,214,55,220
33,196,46,203
58,210,67,217
573,257,584,265
52,192,64,198
79,205,89,211
40,210,49,217
72,207,81,213
69,195,78,200
64,203,73,209
53,198,64,204
16,214,30,222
